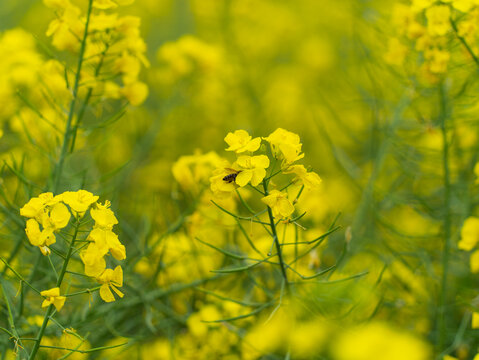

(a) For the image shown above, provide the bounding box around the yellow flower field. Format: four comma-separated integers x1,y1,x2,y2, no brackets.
1,0,479,359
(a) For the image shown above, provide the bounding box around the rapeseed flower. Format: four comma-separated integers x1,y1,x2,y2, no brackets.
97,266,124,302
458,217,479,251
425,5,450,36
444,0,479,12
331,322,431,360
210,166,238,198
20,192,56,222
263,128,304,165
88,228,126,260
21,195,71,255
224,130,261,153
90,201,118,230
80,244,107,277
62,190,99,217
234,155,269,187
25,219,56,255
283,164,322,190
261,190,295,219
40,287,66,311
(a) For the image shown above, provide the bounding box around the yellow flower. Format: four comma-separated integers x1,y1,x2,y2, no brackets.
22,197,71,256
43,0,72,9
473,312,479,329
458,217,479,251
261,190,295,219
41,202,71,231
93,0,134,8
425,5,450,36
263,128,304,165
62,190,99,216
80,244,107,277
25,219,55,255
90,201,118,230
45,4,83,51
20,192,55,222
97,266,124,302
88,228,126,260
425,48,450,74
443,0,479,12
471,250,479,273
474,163,479,184
411,0,435,12
283,165,322,190
173,151,224,193
224,130,261,153
443,355,459,360
93,0,118,8
120,81,149,106
114,52,141,83
40,287,66,311
331,322,431,360
90,12,119,32
210,166,238,198
384,38,408,67
234,155,270,187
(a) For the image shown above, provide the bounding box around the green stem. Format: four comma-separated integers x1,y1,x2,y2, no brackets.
52,0,94,193
438,82,451,354
69,40,111,153
262,179,289,291
28,220,81,360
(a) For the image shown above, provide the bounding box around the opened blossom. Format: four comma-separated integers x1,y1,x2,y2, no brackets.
80,244,107,277
224,130,261,153
97,266,124,302
90,201,119,230
210,167,238,198
234,155,270,187
22,195,71,255
263,128,304,165
283,165,322,190
261,190,295,219
62,190,99,217
40,287,66,311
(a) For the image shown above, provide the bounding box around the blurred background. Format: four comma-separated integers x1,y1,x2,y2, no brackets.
1,0,478,359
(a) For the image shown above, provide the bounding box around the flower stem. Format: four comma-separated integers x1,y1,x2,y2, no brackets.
262,179,290,291
52,0,94,193
438,82,452,353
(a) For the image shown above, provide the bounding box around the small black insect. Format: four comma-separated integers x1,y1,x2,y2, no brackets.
222,169,241,183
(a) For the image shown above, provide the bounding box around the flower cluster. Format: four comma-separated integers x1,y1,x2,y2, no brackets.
20,190,126,304
156,35,222,82
385,1,479,80
20,192,71,255
43,0,149,105
210,128,321,219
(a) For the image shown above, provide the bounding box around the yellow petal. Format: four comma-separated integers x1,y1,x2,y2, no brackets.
49,202,71,229
251,155,270,169
41,287,60,297
100,284,115,302
53,296,66,311
250,168,266,186
279,198,295,218
235,170,252,187
112,266,123,287
110,284,124,298
26,219,42,246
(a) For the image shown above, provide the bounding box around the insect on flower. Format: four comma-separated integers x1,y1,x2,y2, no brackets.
222,168,241,183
